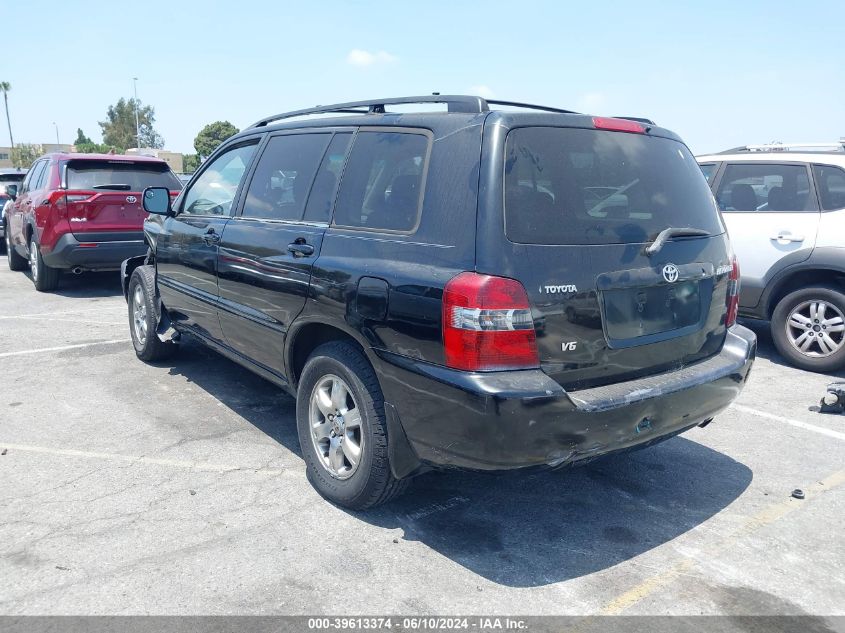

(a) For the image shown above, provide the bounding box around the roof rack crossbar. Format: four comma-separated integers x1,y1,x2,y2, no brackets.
248,95,489,128
720,140,845,154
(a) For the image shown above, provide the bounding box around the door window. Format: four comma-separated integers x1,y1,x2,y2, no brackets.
303,133,352,223
241,134,330,221
334,131,429,232
813,164,845,210
22,161,46,194
34,161,51,190
716,164,817,212
181,142,257,216
698,162,718,184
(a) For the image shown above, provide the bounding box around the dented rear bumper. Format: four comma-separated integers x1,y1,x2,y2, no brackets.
376,325,756,472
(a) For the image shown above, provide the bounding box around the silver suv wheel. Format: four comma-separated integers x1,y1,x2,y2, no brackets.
132,285,148,346
308,374,363,480
786,300,845,357
29,237,39,283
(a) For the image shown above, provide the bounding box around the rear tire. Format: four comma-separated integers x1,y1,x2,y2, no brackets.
128,265,176,362
771,286,845,373
29,235,60,291
296,341,409,509
6,227,27,271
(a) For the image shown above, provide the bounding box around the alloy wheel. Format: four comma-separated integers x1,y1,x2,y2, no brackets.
786,300,845,358
29,238,38,283
308,374,363,480
132,285,148,346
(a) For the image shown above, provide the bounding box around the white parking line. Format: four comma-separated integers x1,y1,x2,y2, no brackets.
0,306,121,319
0,441,292,475
0,339,127,358
731,403,845,441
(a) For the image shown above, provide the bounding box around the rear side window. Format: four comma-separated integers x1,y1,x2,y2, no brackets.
715,164,817,212
698,162,718,184
504,127,722,245
67,160,182,191
813,164,845,210
334,131,429,232
242,133,331,221
303,133,352,223
23,161,46,193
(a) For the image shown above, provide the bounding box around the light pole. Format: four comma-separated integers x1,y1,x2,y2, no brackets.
52,122,59,145
133,77,141,149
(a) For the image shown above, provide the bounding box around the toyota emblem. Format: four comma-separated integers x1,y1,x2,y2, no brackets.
662,263,680,283
126,195,137,204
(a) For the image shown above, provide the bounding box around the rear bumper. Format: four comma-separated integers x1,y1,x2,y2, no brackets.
41,233,147,270
377,325,756,472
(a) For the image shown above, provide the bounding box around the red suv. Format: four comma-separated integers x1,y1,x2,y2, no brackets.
4,153,181,291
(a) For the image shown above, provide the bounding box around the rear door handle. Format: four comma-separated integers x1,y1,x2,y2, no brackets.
287,240,315,257
770,232,805,243
202,228,221,245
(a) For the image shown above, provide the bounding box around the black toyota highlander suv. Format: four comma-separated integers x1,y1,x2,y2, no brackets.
122,95,756,509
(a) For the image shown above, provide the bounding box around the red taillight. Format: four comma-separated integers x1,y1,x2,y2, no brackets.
725,257,740,327
592,116,645,134
442,272,539,371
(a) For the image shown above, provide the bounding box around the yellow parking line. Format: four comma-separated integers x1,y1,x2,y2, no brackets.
600,468,845,614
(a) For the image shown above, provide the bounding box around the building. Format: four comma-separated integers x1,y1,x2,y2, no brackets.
0,143,75,168
125,148,184,173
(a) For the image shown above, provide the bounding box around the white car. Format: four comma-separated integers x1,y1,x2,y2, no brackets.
698,141,845,372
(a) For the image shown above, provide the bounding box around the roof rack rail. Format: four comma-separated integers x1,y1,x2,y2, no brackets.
248,95,581,129
721,140,845,154
249,95,488,128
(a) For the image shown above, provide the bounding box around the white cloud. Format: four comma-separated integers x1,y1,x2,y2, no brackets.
469,85,495,99
346,49,398,67
577,92,607,113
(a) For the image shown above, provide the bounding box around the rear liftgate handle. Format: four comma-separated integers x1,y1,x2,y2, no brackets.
202,227,221,246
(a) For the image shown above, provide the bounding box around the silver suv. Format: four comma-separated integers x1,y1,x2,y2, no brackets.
698,140,845,372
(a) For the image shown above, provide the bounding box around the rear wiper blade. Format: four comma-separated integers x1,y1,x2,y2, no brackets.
92,183,132,190
645,227,711,256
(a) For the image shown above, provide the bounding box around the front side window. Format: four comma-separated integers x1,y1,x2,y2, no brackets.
334,132,429,232
813,164,845,210
181,143,257,216
242,134,330,221
716,163,817,212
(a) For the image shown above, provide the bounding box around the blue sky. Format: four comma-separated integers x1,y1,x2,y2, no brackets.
3,0,843,156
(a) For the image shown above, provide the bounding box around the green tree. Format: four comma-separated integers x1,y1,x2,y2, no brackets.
0,81,13,147
74,128,92,146
182,153,200,173
75,142,116,154
11,143,38,168
194,121,239,160
98,98,164,151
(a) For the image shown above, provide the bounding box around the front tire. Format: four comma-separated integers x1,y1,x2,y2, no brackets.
296,341,409,509
29,235,60,291
6,227,27,271
128,265,176,362
771,286,845,373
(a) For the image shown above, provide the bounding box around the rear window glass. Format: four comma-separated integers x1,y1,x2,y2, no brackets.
504,127,722,245
67,161,182,191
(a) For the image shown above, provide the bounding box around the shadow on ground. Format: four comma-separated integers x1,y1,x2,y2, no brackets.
49,270,124,298
163,337,753,588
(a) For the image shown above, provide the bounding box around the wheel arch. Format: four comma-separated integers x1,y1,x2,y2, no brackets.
285,318,375,391
763,266,845,318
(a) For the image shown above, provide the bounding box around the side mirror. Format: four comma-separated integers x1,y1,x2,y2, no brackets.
5,184,17,200
143,187,172,215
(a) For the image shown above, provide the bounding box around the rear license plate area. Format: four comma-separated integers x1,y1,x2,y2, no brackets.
602,280,701,340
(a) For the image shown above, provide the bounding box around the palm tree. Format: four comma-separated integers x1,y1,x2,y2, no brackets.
0,82,13,147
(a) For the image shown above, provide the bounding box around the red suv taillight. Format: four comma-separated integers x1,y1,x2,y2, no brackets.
725,256,740,327
442,272,539,371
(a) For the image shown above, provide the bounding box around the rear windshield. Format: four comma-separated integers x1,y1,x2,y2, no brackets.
504,127,723,245
66,160,182,191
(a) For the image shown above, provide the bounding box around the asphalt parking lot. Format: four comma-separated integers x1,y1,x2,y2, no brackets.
0,263,843,617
